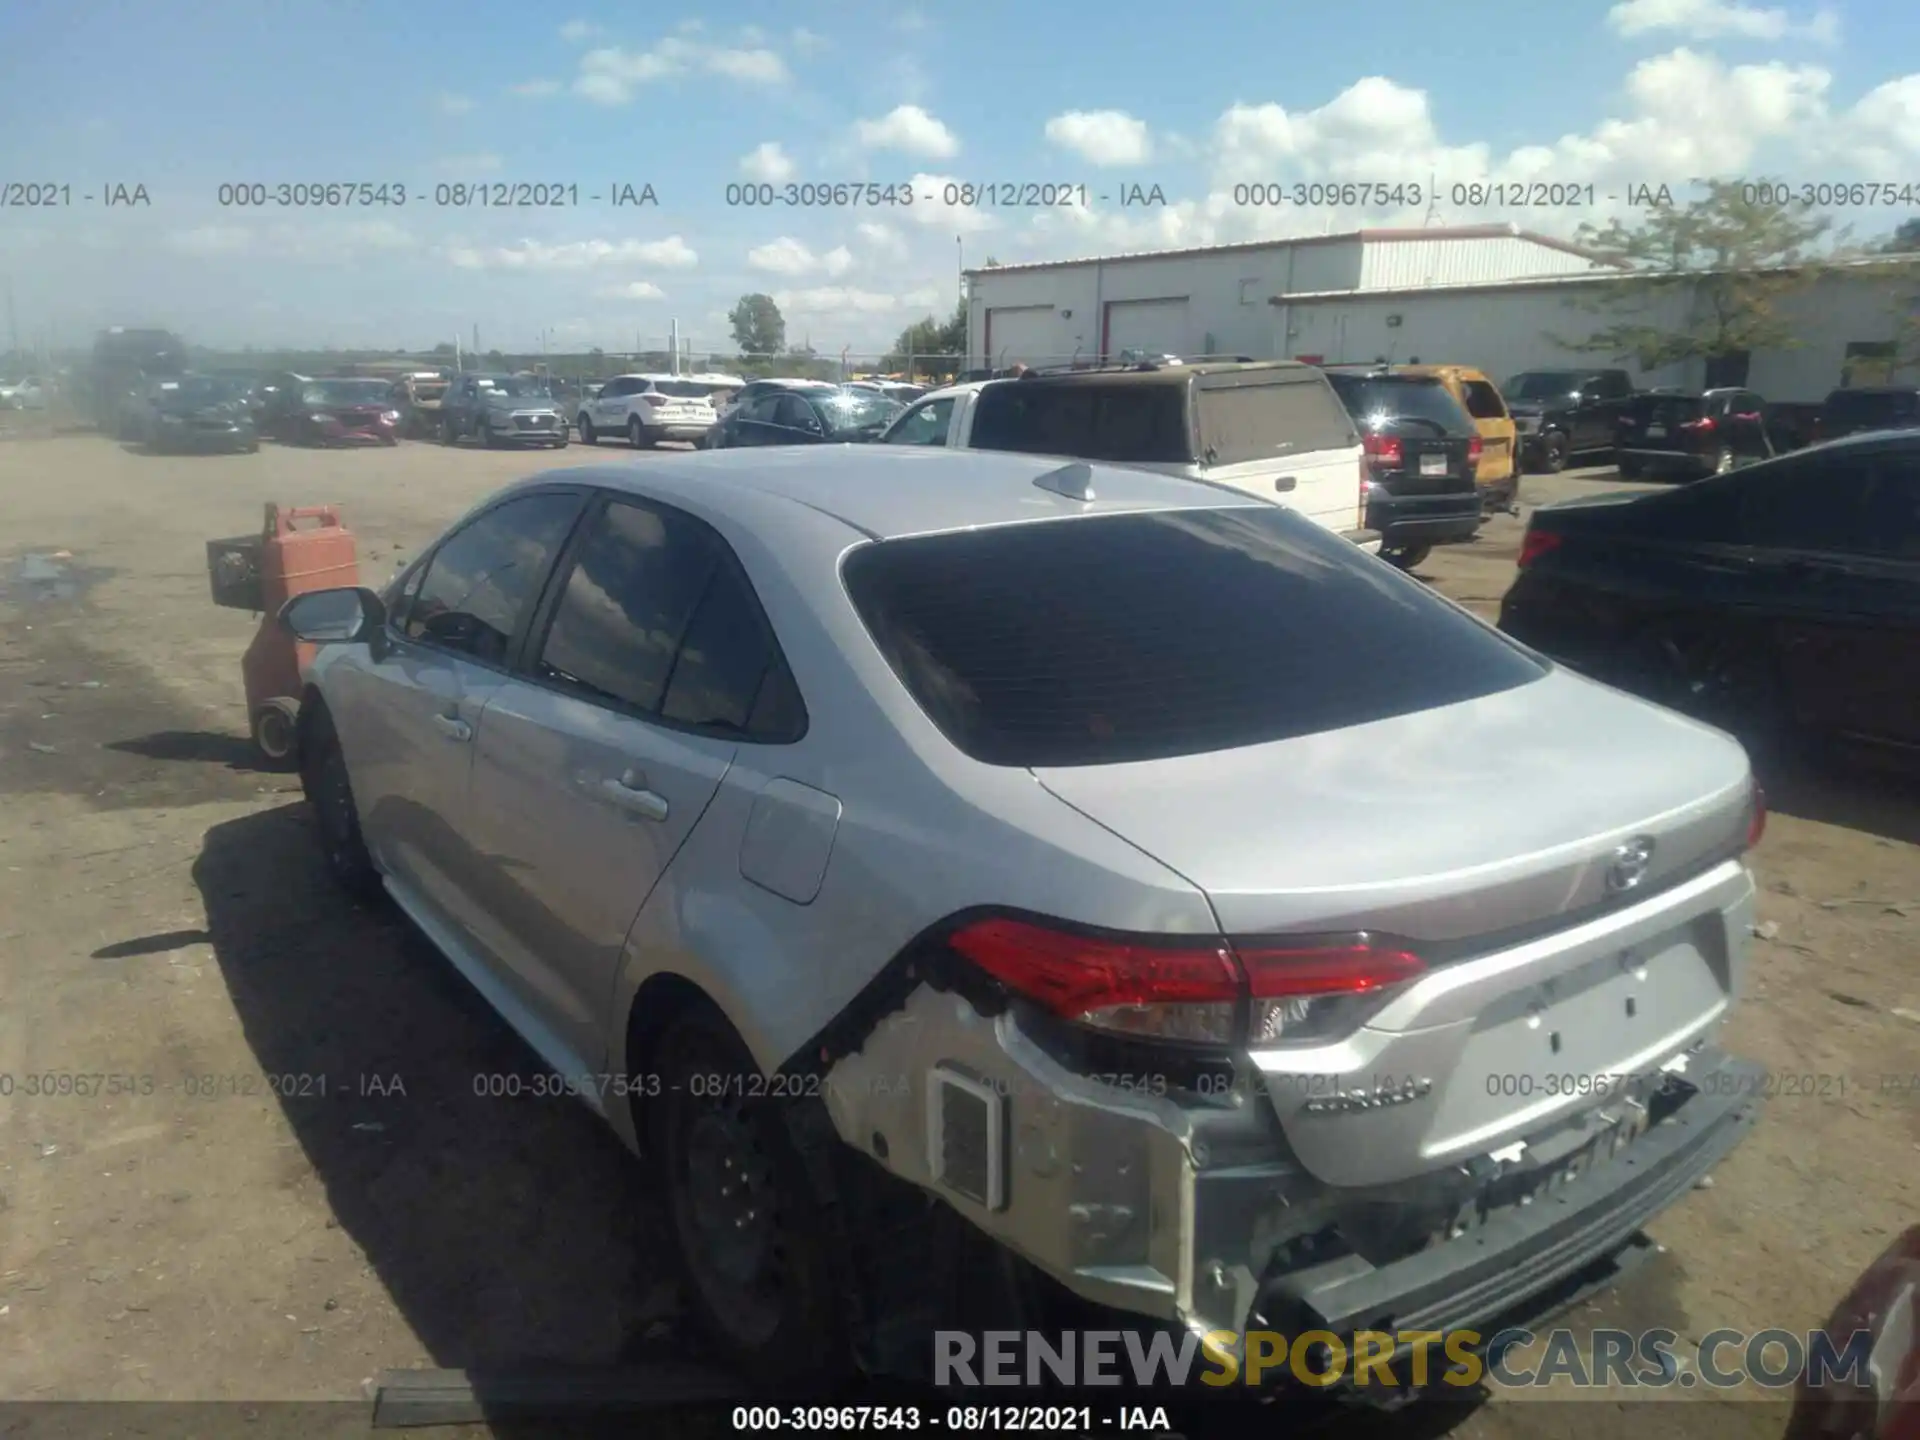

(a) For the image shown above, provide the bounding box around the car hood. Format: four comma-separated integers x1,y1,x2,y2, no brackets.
159,402,250,421
1032,665,1752,940
485,394,557,410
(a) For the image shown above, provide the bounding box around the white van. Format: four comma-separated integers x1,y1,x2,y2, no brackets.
874,361,1376,547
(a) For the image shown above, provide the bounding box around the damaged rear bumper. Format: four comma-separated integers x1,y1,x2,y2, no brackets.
820,983,1763,1346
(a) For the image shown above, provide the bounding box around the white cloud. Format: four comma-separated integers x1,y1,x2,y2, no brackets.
1044,110,1153,167
853,105,959,158
1607,0,1839,44
444,235,699,270
900,173,998,233
739,142,796,183
774,285,942,316
439,153,503,174
747,237,853,276
1835,75,1920,171
559,18,600,41
791,27,827,54
510,78,562,98
437,92,476,115
598,281,666,301
574,37,790,103
856,221,910,258
892,8,931,32
166,221,417,262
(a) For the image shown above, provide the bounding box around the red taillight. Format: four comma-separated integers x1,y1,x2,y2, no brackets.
947,916,1425,1047
1468,435,1484,466
1681,415,1717,434
1362,433,1404,468
1746,783,1767,849
1517,528,1562,568
641,392,670,406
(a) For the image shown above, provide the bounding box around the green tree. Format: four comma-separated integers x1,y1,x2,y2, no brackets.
729,293,786,357
1562,179,1840,370
883,301,968,377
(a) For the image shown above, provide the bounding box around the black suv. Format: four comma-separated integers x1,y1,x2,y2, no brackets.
1614,388,1774,480
1505,368,1637,473
1323,367,1483,569
1818,386,1920,443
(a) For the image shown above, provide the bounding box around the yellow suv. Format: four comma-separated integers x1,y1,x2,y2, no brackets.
1391,364,1520,513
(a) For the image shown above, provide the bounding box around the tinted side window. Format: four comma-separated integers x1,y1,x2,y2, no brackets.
1462,380,1508,419
743,394,785,423
842,506,1545,767
536,500,718,714
885,397,955,446
661,556,806,740
405,492,582,664
1858,453,1920,560
1732,459,1872,553
1195,375,1354,464
774,394,821,430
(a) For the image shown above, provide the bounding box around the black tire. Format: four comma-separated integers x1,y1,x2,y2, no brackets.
1542,430,1570,473
481,418,501,449
552,431,569,449
1629,619,1799,762
298,703,382,901
1380,543,1432,571
628,415,653,449
441,415,457,446
647,1005,848,1389
1616,453,1643,479
252,701,300,771
578,414,597,445
245,437,261,454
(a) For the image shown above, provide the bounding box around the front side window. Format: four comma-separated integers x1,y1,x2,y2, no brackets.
882,397,956,446
404,491,583,664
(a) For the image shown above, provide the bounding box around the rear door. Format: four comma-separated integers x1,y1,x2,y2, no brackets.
1459,375,1516,481
1192,370,1365,534
590,377,632,427
464,494,804,1066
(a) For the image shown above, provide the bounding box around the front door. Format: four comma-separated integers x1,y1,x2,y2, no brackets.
465,495,802,1066
332,488,585,936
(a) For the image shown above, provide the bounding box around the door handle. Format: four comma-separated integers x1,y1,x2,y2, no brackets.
432,713,472,742
599,773,670,821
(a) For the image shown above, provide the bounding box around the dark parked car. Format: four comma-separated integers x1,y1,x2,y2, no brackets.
440,373,570,449
1505,368,1637,473
1784,1225,1920,1440
706,384,903,448
142,374,260,454
1500,432,1920,763
262,377,402,446
1324,366,1482,570
1818,385,1920,443
1614,388,1775,480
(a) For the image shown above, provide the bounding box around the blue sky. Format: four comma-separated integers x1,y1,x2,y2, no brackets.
2,0,1917,356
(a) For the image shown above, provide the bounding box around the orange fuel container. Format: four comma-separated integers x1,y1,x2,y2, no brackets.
227,503,360,763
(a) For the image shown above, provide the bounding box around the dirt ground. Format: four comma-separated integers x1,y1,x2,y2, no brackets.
0,434,1913,1438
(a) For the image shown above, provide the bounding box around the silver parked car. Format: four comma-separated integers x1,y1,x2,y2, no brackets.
282,445,1768,1393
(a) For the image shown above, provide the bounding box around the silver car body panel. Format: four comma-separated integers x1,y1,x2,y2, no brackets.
304,444,1761,1332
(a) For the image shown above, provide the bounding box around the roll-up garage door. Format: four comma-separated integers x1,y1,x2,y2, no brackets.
1102,298,1189,359
983,306,1056,369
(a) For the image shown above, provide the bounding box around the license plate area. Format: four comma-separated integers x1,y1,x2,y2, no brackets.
1426,921,1728,1158
1646,424,1666,438
1419,453,1448,477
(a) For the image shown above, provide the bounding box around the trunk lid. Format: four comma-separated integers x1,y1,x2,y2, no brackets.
1033,668,1754,1187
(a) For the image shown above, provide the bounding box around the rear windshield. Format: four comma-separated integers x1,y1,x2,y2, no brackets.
1625,393,1706,425
1824,389,1919,428
969,381,1192,463
651,379,716,399
1326,375,1473,434
1193,374,1357,465
842,506,1545,768
1505,372,1584,401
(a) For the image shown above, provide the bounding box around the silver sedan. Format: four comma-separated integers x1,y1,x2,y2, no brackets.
282,445,1766,1392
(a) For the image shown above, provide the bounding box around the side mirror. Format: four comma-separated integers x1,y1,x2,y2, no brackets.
279,586,387,656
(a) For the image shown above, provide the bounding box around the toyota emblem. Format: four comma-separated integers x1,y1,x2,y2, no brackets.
1605,836,1657,894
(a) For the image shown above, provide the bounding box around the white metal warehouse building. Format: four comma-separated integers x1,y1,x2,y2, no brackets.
964,223,1920,404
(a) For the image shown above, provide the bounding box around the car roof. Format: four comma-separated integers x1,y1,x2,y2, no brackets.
1018,360,1315,387
516,445,1266,544
1348,363,1489,382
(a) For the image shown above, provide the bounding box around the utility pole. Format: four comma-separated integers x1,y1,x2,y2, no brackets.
472,323,479,357
956,236,964,306
5,278,18,364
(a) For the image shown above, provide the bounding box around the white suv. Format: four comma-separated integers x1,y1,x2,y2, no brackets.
877,363,1379,548
576,374,718,449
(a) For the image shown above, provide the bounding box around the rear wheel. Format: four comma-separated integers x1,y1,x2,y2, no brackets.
648,1005,847,1388
298,703,381,901
252,699,301,770
440,416,457,445
578,414,597,445
1541,430,1570,473
628,415,653,449
1630,619,1794,758
1380,543,1432,571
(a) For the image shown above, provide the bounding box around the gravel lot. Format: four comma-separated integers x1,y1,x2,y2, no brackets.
0,434,1914,1437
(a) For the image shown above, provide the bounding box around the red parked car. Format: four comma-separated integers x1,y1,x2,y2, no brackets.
264,376,402,447
1786,1227,1920,1440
